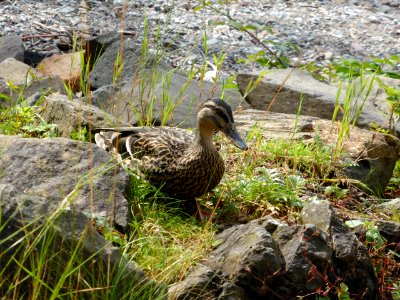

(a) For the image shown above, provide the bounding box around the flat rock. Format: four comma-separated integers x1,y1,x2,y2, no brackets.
237,69,399,135
235,109,400,193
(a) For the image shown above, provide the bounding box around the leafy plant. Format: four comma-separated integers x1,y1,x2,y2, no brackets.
0,104,57,138
329,56,400,80
70,126,89,142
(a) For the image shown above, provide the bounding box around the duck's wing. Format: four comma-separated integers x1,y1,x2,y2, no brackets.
94,127,193,161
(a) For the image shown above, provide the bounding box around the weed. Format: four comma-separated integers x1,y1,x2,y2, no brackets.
70,126,89,142
0,103,57,138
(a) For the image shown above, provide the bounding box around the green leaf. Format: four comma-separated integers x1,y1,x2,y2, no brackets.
345,219,365,228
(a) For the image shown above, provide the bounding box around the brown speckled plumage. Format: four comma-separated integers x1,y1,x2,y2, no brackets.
94,98,247,200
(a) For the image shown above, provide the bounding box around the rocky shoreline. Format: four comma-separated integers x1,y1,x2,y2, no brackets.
1,0,399,74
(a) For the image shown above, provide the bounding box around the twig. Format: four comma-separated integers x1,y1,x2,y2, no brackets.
21,34,70,41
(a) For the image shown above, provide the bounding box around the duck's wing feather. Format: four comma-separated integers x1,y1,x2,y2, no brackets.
94,127,194,161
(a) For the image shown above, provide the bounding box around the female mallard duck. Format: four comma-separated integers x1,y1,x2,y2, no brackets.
94,98,247,200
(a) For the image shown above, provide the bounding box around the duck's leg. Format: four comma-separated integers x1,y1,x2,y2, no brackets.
195,199,215,222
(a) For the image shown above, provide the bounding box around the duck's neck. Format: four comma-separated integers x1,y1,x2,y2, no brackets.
194,124,215,149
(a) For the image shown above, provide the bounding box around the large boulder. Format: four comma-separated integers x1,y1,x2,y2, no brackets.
237,69,400,135
89,38,172,90
0,135,154,296
0,135,128,229
234,109,400,194
170,201,379,299
90,67,245,128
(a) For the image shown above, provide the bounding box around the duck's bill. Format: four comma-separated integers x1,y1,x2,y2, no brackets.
223,126,248,150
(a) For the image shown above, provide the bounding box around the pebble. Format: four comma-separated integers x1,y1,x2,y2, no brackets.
0,0,399,75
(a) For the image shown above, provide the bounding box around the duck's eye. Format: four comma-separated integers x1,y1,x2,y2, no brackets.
215,108,230,125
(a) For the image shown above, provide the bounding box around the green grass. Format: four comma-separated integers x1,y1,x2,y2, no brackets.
1,2,400,299
124,172,217,284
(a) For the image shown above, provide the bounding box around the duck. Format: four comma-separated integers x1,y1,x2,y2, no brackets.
93,97,247,201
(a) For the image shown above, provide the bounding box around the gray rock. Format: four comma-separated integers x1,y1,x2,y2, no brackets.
218,282,250,300
0,135,128,229
375,220,400,244
0,57,39,87
90,84,115,111
302,200,379,299
0,136,167,298
23,75,70,100
0,75,70,107
0,34,24,63
169,264,221,300
86,32,120,68
90,39,172,90
170,205,381,298
99,67,245,128
234,109,400,194
39,93,130,138
212,222,284,295
237,69,400,135
169,221,284,299
376,198,400,213
273,224,332,292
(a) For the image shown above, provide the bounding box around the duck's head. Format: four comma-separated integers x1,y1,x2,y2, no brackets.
197,98,247,150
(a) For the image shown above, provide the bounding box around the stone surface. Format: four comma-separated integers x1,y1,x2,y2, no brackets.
24,75,71,100
375,220,400,244
302,200,379,298
38,93,130,138
169,221,285,299
89,39,172,90
0,34,24,63
85,32,120,68
211,221,284,295
1,0,399,76
0,57,42,86
376,198,400,213
0,136,166,299
0,135,128,229
273,224,332,292
170,204,380,299
234,109,400,193
0,75,71,107
37,51,84,92
96,67,246,128
237,69,400,135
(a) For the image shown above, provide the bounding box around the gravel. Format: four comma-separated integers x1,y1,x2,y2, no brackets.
1,0,399,74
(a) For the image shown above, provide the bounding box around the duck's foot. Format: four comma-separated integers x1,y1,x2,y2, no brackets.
195,201,216,222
